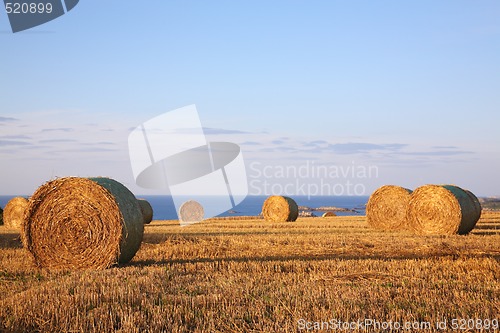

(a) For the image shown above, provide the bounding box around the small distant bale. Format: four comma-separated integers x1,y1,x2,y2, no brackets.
366,185,412,230
3,197,28,229
262,196,299,222
406,184,481,235
23,177,144,270
137,199,153,224
179,200,204,224
322,212,337,218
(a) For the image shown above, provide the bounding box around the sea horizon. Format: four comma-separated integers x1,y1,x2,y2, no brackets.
0,195,369,220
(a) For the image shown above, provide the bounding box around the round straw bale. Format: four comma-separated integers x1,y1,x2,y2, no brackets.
463,189,482,233
322,211,337,217
137,199,153,224
179,200,204,223
23,177,144,270
3,197,28,229
406,184,480,235
262,196,298,222
366,185,412,230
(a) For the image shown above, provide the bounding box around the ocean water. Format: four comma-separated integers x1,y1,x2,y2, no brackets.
0,195,368,220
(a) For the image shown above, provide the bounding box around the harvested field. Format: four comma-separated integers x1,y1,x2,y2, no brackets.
0,212,498,332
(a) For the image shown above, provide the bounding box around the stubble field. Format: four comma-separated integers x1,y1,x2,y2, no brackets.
0,212,499,332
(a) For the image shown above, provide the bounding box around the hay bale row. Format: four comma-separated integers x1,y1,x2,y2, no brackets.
367,184,482,235
407,185,481,235
3,197,28,229
23,177,145,270
262,196,298,222
366,185,412,231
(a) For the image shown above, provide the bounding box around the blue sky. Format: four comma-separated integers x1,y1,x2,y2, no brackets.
1,1,499,196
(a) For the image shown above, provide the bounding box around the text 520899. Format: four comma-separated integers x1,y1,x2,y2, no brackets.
5,2,53,14
451,318,498,330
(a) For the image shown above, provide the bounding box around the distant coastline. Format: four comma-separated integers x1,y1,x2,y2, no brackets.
479,197,500,211
1,195,499,221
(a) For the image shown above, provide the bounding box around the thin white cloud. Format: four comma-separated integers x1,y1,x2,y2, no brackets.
241,141,261,146
50,147,118,153
0,139,32,146
203,127,250,135
398,150,474,157
0,116,18,122
39,139,78,143
0,135,32,139
327,143,408,154
432,146,459,149
41,128,74,132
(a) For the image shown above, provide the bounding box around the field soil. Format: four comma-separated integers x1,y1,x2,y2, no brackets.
0,213,499,332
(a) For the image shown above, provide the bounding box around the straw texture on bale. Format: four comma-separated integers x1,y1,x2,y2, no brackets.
262,196,299,222
23,177,144,270
179,200,204,223
322,212,337,217
406,185,480,235
3,197,28,229
366,185,412,230
138,199,153,224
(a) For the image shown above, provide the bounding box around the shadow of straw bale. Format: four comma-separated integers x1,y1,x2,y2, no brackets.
141,231,313,244
127,251,500,268
0,232,23,249
473,224,500,230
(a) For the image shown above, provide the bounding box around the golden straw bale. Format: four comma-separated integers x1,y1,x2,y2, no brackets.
3,197,28,229
366,185,412,230
23,177,144,269
262,196,298,222
406,184,480,235
179,200,204,223
322,212,337,218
